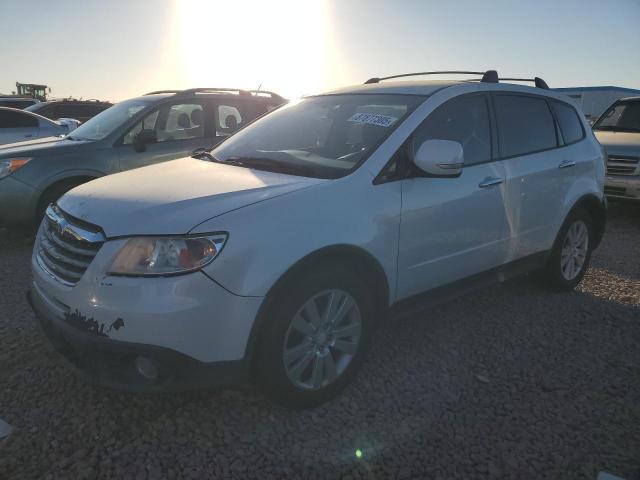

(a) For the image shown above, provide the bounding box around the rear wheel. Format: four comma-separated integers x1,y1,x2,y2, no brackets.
255,266,374,408
541,208,593,291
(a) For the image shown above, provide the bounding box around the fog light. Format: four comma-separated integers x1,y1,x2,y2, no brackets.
135,356,159,381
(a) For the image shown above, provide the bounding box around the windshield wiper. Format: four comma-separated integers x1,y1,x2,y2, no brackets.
225,156,313,176
191,148,218,161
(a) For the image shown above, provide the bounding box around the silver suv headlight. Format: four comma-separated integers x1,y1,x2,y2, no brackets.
0,157,31,179
108,234,227,276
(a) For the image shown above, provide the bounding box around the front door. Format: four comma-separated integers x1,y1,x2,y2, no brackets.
396,93,509,300
117,100,214,171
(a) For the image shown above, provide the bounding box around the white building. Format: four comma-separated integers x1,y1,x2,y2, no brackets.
553,86,640,123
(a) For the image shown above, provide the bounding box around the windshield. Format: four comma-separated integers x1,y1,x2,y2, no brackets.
67,98,154,141
593,100,640,133
211,94,424,178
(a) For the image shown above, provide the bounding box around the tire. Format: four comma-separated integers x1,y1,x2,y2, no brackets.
541,208,594,291
35,180,87,225
255,265,375,408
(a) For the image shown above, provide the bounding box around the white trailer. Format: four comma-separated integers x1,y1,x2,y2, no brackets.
553,86,640,123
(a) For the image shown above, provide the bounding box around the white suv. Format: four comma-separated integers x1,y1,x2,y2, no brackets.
29,70,606,407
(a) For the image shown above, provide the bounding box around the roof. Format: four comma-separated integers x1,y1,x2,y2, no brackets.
554,86,640,94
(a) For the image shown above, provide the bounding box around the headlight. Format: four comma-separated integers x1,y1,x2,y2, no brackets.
108,234,227,276
0,158,31,180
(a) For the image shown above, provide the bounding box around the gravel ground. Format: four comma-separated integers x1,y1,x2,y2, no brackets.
1,203,639,480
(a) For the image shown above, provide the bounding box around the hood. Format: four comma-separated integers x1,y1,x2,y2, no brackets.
0,136,91,158
593,130,640,157
57,157,327,237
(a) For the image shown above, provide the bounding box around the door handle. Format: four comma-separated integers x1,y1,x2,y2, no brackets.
478,177,504,188
559,160,576,169
24,134,33,138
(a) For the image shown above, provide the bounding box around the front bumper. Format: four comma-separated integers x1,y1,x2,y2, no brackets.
29,230,265,391
28,285,248,392
0,176,37,224
604,175,640,201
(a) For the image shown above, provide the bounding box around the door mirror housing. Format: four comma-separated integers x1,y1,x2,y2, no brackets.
133,129,157,152
412,139,464,177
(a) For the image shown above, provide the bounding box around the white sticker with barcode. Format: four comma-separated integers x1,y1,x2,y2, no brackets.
347,113,398,127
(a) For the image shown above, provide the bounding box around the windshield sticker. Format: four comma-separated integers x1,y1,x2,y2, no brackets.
348,113,398,128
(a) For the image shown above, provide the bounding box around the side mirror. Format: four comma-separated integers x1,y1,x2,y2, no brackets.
412,139,464,177
133,129,157,152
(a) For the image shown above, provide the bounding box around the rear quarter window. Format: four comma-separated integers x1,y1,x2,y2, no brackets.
551,101,584,145
494,94,557,157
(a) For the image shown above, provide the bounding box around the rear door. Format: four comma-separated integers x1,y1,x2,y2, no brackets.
396,93,509,299
117,99,214,171
0,109,40,144
493,93,566,259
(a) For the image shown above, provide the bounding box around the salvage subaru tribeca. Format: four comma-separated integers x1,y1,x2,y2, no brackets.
29,71,606,408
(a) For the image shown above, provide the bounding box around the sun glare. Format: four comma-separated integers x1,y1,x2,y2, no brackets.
177,0,332,98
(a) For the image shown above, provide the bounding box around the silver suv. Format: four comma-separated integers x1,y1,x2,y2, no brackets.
0,88,285,225
593,96,640,201
29,71,606,407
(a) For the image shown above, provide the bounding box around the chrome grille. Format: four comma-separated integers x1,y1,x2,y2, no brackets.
606,155,639,176
36,205,105,286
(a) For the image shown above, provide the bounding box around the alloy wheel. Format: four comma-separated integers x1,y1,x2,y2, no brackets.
560,220,589,280
282,289,362,391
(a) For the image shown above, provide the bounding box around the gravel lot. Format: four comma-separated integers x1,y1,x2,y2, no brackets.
1,203,639,480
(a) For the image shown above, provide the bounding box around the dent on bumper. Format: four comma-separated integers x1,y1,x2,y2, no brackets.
28,285,249,391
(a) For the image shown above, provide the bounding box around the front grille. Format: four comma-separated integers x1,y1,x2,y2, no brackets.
36,205,105,286
606,155,639,176
604,186,627,196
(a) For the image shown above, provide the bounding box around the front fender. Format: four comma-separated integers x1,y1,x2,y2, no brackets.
194,172,402,302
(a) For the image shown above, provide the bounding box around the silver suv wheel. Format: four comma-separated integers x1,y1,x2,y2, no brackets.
560,220,589,281
282,289,362,391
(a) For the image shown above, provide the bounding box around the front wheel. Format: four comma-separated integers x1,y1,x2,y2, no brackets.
255,266,375,408
541,208,593,291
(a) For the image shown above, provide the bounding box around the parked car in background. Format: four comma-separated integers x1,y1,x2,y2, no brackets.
593,96,640,201
27,71,606,408
0,88,286,225
554,86,640,124
0,107,79,145
0,97,40,109
26,98,113,124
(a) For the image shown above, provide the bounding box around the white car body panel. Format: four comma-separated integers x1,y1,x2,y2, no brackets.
58,158,327,237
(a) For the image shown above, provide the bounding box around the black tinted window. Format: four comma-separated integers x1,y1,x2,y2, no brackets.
551,101,584,144
414,94,491,165
0,110,38,128
495,95,557,157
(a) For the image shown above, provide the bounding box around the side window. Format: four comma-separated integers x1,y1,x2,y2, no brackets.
122,110,160,145
216,103,245,136
551,101,584,145
413,94,491,166
122,102,205,145
0,110,38,128
159,103,205,142
494,95,557,157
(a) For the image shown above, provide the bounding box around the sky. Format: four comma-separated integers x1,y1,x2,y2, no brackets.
1,0,639,102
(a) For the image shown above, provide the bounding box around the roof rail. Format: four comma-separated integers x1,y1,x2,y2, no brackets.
498,77,550,89
144,90,183,95
144,88,285,100
364,70,499,84
248,90,285,101
363,70,549,89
